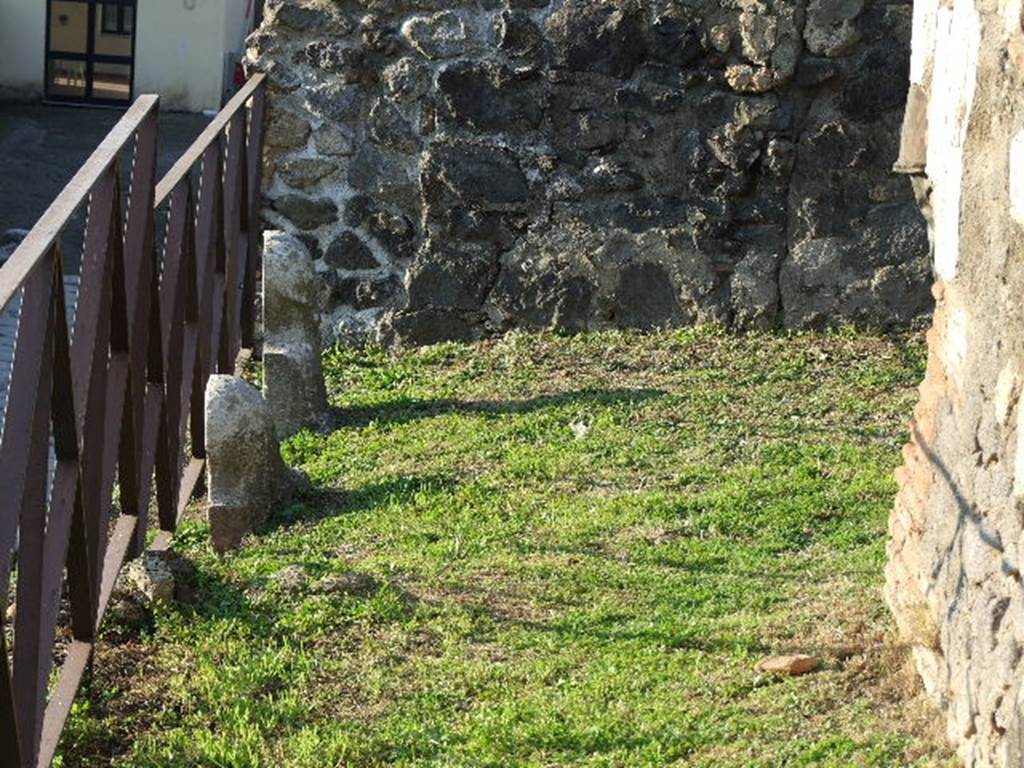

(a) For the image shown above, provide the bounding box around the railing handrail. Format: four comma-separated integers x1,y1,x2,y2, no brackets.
156,74,266,206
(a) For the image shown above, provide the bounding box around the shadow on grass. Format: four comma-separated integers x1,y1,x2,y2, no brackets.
258,474,460,536
330,387,668,429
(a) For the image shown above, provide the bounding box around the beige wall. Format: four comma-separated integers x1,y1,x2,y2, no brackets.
0,0,254,111
47,2,131,56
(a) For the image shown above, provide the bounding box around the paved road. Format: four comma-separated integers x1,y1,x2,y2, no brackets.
0,103,208,238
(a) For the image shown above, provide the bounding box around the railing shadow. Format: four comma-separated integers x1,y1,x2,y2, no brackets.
910,424,1013,581
330,387,668,429
257,474,459,536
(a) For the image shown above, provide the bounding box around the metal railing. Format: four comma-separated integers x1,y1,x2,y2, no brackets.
0,73,266,767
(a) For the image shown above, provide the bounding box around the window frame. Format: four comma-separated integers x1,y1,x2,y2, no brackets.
100,3,133,36
45,0,137,106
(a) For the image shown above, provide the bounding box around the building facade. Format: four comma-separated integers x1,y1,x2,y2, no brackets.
0,0,260,112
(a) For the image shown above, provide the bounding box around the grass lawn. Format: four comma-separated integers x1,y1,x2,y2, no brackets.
60,328,955,767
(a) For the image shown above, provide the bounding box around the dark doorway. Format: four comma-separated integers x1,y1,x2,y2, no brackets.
45,0,136,106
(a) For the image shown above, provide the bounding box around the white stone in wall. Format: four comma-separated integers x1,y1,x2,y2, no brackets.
993,361,1019,425
1012,404,1024,497
1009,130,1024,225
942,305,969,387
926,2,981,281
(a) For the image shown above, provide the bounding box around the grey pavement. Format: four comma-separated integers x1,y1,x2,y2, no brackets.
0,103,208,238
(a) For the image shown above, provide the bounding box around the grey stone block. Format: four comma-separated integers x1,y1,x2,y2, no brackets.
263,231,330,438
205,375,299,553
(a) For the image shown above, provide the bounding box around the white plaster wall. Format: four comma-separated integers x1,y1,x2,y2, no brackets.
0,0,46,96
0,0,253,111
224,0,252,58
134,0,228,112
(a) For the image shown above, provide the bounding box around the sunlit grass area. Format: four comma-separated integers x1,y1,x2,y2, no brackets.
60,328,954,767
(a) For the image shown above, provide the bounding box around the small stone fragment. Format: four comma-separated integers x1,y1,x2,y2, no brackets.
709,23,733,53
314,124,355,157
272,195,338,231
401,11,472,60
278,158,336,189
123,551,198,605
316,572,379,596
264,109,311,151
756,654,820,675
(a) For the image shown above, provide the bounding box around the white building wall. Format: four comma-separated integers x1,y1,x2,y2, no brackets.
134,0,227,112
0,0,254,111
224,0,252,60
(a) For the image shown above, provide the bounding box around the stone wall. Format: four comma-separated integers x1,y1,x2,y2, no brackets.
885,0,1024,765
247,0,930,346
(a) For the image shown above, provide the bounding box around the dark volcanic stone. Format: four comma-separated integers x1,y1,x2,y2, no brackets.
423,142,529,207
336,273,402,310
347,145,418,206
841,43,911,120
547,0,649,79
355,274,402,309
440,208,521,251
437,61,543,133
607,196,688,234
795,56,841,86
498,11,545,59
304,41,372,84
490,265,594,332
650,15,703,67
344,194,378,228
802,120,872,170
406,249,497,310
386,308,481,346
330,275,359,306
325,231,379,270
613,262,683,329
552,109,627,155
277,4,343,32
343,195,417,260
369,98,419,153
586,160,645,194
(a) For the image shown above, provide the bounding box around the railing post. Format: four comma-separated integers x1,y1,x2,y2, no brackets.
241,80,266,352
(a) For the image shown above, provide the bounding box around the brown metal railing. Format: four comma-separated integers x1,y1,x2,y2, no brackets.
0,73,266,767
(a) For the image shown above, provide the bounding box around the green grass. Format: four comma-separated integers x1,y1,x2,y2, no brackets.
59,328,954,767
